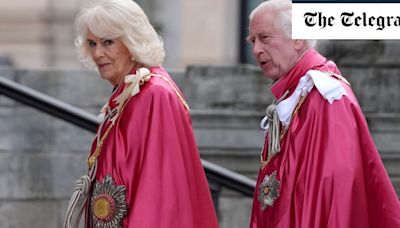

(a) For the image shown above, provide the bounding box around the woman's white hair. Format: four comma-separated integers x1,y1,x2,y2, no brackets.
249,0,317,48
74,0,165,68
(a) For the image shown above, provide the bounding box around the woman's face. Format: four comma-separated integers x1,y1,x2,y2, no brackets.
87,31,135,86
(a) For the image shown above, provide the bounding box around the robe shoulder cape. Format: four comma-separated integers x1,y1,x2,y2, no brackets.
250,50,400,228
89,67,218,228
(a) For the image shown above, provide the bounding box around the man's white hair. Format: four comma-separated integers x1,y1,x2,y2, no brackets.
74,0,165,68
249,0,317,48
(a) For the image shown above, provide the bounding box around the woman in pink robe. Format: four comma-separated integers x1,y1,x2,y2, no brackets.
64,0,218,227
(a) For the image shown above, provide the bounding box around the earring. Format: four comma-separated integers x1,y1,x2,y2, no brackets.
131,56,135,62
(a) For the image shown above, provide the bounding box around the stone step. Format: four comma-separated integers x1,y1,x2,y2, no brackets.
2,65,400,113
319,40,400,67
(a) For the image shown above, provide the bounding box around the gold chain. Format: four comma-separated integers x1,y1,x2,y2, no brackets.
87,124,113,168
87,73,190,168
87,98,131,168
151,74,190,111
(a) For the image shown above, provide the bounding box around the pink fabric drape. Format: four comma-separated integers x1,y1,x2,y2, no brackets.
88,67,219,228
250,49,400,228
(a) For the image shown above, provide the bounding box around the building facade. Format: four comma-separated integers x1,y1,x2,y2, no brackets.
0,0,261,70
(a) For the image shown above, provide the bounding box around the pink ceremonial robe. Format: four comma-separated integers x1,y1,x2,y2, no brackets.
87,67,219,227
250,49,400,228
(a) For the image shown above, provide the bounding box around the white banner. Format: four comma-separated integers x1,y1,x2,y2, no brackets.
292,3,400,39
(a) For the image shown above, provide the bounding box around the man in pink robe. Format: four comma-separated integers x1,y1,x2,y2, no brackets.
248,1,400,227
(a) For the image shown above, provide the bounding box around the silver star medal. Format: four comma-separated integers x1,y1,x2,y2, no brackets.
258,170,280,210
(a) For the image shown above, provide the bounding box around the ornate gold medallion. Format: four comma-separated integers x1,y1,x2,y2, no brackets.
91,175,128,227
93,194,116,221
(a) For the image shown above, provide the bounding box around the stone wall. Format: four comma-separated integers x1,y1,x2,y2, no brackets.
0,0,240,70
0,67,105,227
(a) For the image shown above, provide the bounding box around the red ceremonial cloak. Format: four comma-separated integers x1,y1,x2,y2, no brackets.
87,67,218,228
250,49,400,228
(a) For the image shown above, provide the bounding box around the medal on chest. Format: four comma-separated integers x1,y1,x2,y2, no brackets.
91,175,128,227
258,171,280,210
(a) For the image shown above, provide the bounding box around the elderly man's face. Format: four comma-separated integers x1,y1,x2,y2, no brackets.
249,9,301,81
